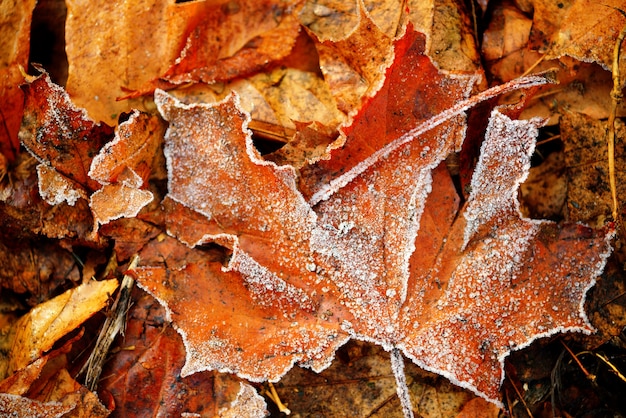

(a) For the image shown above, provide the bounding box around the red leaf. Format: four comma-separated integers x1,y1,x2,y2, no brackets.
129,25,610,408
100,289,267,417
19,71,113,192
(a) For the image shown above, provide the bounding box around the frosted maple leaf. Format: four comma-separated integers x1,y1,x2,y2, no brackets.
133,28,612,416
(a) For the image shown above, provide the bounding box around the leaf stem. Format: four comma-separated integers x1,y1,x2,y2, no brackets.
391,348,414,418
310,75,551,205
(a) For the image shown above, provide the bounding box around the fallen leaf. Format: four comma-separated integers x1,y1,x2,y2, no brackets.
134,73,611,408
7,278,118,375
562,112,626,226
19,70,113,193
100,289,266,417
0,239,81,305
298,26,479,202
0,0,37,161
0,336,109,418
273,340,487,417
407,0,481,73
160,0,303,86
64,0,204,123
304,2,395,116
481,1,626,123
88,111,164,187
88,111,163,226
0,394,74,418
528,0,626,70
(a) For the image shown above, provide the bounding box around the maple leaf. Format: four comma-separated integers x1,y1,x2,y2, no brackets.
134,66,611,415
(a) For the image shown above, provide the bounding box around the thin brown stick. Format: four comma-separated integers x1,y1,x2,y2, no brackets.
79,255,139,390
607,13,626,222
560,341,596,385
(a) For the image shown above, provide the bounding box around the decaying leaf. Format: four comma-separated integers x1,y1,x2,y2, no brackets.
99,288,266,417
132,47,611,407
5,278,118,376
0,279,116,417
88,111,164,225
19,70,113,193
0,337,109,418
528,0,626,69
481,0,626,123
0,0,37,161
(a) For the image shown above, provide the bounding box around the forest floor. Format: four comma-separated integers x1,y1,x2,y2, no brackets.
2,0,626,417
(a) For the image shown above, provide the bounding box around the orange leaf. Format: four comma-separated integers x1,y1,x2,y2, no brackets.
20,71,113,192
100,289,266,417
134,53,611,408
0,0,37,161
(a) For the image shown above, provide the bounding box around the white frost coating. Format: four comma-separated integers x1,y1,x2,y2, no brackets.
401,347,503,409
89,110,142,185
218,383,268,418
36,164,86,206
397,169,432,305
89,184,154,225
226,244,316,312
309,75,548,205
390,348,414,418
154,88,318,240
463,109,544,247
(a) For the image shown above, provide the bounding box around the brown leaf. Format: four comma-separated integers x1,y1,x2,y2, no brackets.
88,111,164,226
64,0,202,123
304,2,395,116
529,0,626,69
134,47,610,407
19,71,113,193
0,0,37,161
161,0,302,86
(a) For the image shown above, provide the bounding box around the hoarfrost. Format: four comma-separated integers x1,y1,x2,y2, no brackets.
218,383,268,418
36,164,86,206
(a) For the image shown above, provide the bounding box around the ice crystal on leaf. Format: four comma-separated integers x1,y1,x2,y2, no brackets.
133,26,613,409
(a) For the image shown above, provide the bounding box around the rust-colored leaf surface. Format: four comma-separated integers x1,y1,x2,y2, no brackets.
0,0,37,161
3,0,621,415
19,71,113,192
131,26,612,405
100,289,266,418
161,0,302,86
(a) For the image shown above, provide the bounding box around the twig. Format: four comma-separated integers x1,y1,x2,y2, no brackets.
560,341,597,386
607,11,626,223
594,353,626,383
79,255,139,390
264,382,291,415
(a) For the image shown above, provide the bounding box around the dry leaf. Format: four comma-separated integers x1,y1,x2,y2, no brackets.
20,70,113,193
133,63,610,407
0,0,37,161
7,279,118,375
528,0,626,69
100,289,266,417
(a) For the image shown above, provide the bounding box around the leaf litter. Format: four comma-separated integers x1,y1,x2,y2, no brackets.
1,0,624,416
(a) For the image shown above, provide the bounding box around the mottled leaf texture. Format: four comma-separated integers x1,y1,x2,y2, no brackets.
135,78,612,408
